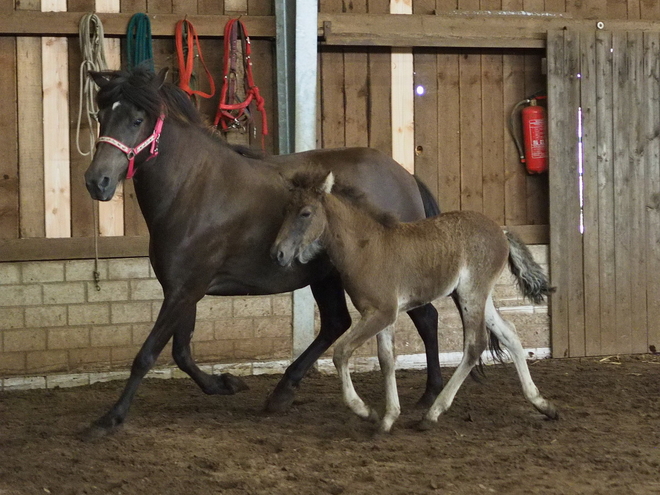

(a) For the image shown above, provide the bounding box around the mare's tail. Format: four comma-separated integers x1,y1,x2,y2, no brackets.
505,230,555,304
414,176,441,218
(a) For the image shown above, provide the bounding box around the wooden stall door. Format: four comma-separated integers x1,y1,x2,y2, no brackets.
548,29,660,358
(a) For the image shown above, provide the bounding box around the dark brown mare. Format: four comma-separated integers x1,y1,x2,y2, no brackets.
272,171,559,433
83,67,443,437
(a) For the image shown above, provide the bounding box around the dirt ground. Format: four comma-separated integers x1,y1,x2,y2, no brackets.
1,355,659,495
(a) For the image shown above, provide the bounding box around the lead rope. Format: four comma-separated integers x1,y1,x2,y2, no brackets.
76,13,107,291
76,13,107,156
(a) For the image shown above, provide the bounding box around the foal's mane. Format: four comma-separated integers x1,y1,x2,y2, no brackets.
290,170,398,228
94,67,267,159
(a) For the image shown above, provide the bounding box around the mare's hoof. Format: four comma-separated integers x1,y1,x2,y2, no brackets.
80,415,123,442
264,384,295,413
415,418,437,432
219,373,249,394
366,409,380,423
415,389,441,409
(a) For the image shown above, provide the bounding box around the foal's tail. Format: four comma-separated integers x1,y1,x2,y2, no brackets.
505,230,555,304
414,176,441,218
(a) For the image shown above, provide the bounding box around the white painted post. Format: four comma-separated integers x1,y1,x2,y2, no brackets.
291,0,318,359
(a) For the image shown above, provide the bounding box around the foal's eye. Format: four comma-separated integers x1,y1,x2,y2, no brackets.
132,118,144,127
300,209,312,219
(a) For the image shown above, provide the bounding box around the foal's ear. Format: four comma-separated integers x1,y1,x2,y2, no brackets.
155,67,169,88
320,172,335,194
89,71,110,89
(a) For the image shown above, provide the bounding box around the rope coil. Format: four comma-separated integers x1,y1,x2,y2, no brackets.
126,13,154,72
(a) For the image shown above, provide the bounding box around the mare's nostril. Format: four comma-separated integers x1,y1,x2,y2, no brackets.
277,250,284,263
99,176,110,190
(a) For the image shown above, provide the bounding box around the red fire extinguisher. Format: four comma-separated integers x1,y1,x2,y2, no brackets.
509,94,548,174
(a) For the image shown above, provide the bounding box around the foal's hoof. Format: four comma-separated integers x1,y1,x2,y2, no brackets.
264,384,296,413
415,417,437,432
364,409,380,424
219,373,249,394
540,402,560,420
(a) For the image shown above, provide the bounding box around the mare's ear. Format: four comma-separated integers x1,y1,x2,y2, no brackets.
320,172,335,194
89,71,110,89
155,67,169,88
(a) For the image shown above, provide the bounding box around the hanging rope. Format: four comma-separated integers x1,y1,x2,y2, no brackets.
76,13,107,156
175,19,216,101
214,18,268,149
126,13,154,72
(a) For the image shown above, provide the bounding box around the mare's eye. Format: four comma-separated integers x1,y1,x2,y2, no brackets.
133,118,144,127
300,208,312,219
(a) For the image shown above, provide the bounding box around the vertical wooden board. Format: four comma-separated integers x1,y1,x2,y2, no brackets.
249,39,276,152
16,0,41,9
344,47,369,148
628,31,647,353
68,0,96,10
640,0,660,19
612,32,633,355
413,48,439,203
547,30,570,358
17,37,45,238
544,0,567,13
0,37,19,240
480,0,502,10
197,0,222,13
98,0,125,237
565,0,606,17
42,0,71,239
172,0,198,14
503,52,527,226
68,40,95,238
436,0,460,10
563,30,586,357
436,52,461,212
367,0,390,14
247,0,271,14
391,47,415,173
224,0,246,13
579,30,601,356
595,30,617,356
121,0,148,10
501,0,523,9
524,51,549,226
481,51,505,225
458,0,480,9
320,48,346,149
367,46,392,155
147,0,172,13
644,32,660,353
627,0,641,19
459,51,483,212
607,0,628,19
413,0,437,14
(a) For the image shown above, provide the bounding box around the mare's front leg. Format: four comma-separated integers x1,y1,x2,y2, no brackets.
407,303,443,407
334,309,396,426
265,272,351,413
83,294,197,439
171,301,249,395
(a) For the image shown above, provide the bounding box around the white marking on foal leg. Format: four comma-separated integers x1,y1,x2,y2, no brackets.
112,101,121,110
485,297,559,419
377,325,400,433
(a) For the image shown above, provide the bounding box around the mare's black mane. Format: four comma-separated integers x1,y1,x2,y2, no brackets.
94,66,266,159
290,170,398,228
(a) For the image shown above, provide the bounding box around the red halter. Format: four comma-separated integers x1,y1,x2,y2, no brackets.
96,114,165,179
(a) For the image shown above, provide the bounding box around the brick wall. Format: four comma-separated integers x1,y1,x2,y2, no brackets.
0,246,550,388
0,258,292,379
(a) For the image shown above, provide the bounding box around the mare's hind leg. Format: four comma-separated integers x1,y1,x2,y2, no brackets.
84,294,200,439
334,309,397,426
419,292,488,430
265,272,352,413
484,297,558,419
407,303,443,407
171,302,249,396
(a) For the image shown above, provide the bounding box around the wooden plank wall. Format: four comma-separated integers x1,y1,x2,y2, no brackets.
0,0,275,246
548,28,660,358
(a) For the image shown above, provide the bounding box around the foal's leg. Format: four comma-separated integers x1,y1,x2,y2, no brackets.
265,272,352,413
484,297,559,419
84,294,198,439
407,303,443,407
333,309,396,424
171,302,249,395
377,325,401,433
419,292,488,430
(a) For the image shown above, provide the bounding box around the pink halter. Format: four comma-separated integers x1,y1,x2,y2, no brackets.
96,114,165,179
